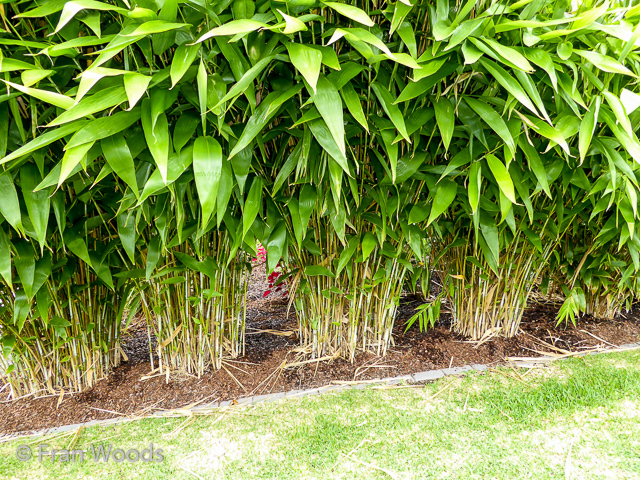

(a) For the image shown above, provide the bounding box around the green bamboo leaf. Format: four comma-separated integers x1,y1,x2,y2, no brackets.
397,21,417,58
579,97,601,163
243,177,263,238
310,76,345,157
465,97,515,154
142,98,170,184
340,81,368,132
21,69,54,87
287,43,322,93
65,108,141,150
101,134,138,196
117,213,136,263
481,37,534,72
486,154,517,204
16,0,68,18
390,2,413,35
124,73,151,110
528,117,571,155
479,211,500,269
75,67,126,103
323,2,374,26
266,221,287,272
170,43,200,88
229,85,303,159
620,88,640,115
52,0,127,34
445,18,485,52
20,165,49,250
520,141,551,198
479,58,538,116
124,21,188,37
408,203,429,224
193,136,223,226
395,63,457,104
277,9,308,34
173,111,200,154
0,120,88,165
523,48,558,91
0,173,22,233
14,242,35,299
603,91,632,138
215,55,275,109
0,104,8,159
0,229,12,287
304,265,335,277
138,149,193,202
427,179,457,226
575,50,636,76
3,80,74,109
336,237,358,275
298,184,316,247
308,119,349,174
0,59,37,72
196,20,267,44
308,45,342,71
63,228,92,266
362,232,377,261
217,159,234,227
58,141,95,186
48,85,128,127
434,97,454,151
328,28,394,58
145,236,159,279
371,82,410,143
468,162,481,213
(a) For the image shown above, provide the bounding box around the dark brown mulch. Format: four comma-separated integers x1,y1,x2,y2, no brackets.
1,269,639,435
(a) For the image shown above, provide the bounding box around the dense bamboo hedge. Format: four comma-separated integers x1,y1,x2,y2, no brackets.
1,0,640,397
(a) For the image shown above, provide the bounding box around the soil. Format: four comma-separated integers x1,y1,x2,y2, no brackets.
1,264,639,436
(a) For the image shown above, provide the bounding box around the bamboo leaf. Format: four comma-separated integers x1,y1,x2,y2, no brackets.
287,43,322,93
371,82,411,143
20,165,49,250
468,162,481,213
193,136,223,226
310,76,345,157
3,80,74,109
243,177,263,238
170,43,200,88
427,179,457,226
142,98,170,184
101,134,138,196
323,2,374,27
196,20,267,44
434,97,454,150
340,81,368,132
486,154,517,204
466,97,515,154
575,50,636,76
579,97,601,163
48,86,128,127
124,73,152,110
0,173,22,233
0,120,88,165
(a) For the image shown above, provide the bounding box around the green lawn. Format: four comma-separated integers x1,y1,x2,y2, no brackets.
2,350,640,479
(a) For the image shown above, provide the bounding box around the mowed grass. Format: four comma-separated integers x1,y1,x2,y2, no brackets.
2,350,640,480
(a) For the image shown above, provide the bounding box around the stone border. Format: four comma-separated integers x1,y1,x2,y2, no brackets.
3,342,639,440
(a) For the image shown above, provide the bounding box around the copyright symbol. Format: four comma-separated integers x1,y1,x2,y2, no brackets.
15,445,31,461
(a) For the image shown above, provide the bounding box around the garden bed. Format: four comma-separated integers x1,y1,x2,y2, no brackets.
2,265,640,435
